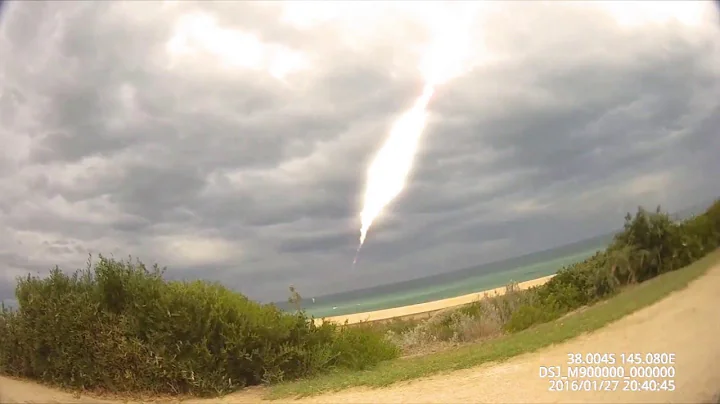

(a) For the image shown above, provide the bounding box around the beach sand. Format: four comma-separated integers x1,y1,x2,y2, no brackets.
315,274,555,325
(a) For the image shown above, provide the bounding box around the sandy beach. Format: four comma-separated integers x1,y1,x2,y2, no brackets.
315,274,555,325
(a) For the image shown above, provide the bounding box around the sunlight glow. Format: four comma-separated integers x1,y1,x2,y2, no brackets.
166,13,309,80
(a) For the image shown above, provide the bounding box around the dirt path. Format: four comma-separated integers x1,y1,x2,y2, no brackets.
2,264,719,404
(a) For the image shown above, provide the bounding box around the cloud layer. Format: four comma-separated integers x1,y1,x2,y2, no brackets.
1,1,719,302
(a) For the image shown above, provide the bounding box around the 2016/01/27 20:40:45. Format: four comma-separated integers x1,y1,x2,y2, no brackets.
548,379,675,392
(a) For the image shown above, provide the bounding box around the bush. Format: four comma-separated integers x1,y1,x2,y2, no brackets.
391,199,720,346
505,201,720,332
0,256,398,396
505,303,561,333
383,283,534,352
331,324,399,370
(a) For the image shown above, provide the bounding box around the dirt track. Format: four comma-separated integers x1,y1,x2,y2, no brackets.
2,264,719,404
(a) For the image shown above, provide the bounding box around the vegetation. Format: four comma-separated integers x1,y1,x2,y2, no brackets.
288,285,303,312
270,248,720,398
0,199,718,398
0,258,398,396
361,200,720,356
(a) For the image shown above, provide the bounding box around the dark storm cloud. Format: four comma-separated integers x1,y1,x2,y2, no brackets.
1,1,719,302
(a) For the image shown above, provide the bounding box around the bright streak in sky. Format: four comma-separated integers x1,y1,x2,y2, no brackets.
356,5,479,257
358,84,434,246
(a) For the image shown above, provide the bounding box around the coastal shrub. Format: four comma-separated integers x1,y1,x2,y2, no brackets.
383,312,456,351
331,324,399,370
505,201,720,332
395,199,720,341
505,303,561,333
0,256,398,396
384,283,534,352
449,312,497,342
459,282,530,323
356,316,422,336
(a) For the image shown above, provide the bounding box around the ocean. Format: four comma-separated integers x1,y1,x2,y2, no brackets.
276,232,614,318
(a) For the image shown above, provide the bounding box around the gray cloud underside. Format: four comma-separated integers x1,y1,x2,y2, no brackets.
1,2,719,302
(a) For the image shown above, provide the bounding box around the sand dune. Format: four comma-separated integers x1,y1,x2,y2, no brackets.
315,275,555,325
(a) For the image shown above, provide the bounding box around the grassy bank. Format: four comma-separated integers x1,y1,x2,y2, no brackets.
0,199,718,398
268,248,720,399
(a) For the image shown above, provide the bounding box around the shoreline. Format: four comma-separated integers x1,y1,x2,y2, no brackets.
315,274,556,325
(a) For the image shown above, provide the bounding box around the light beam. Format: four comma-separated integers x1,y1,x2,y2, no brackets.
354,6,476,264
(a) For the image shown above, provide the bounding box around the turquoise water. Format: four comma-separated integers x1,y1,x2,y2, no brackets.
300,240,608,318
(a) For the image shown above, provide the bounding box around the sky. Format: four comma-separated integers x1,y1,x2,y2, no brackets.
1,1,719,304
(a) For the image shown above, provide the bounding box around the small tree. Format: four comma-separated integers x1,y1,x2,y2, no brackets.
607,245,636,284
288,285,302,312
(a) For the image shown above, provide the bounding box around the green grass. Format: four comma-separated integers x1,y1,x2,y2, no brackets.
267,249,720,399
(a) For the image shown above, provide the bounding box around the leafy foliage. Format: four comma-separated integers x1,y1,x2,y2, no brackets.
0,256,397,396
506,199,720,332
379,199,720,348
